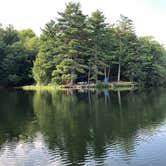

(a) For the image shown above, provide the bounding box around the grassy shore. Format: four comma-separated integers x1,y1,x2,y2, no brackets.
22,85,61,91
22,81,137,91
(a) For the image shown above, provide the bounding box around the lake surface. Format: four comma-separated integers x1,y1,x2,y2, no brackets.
1,89,166,165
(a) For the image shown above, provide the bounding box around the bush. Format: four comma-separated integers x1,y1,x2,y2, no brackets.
96,81,108,88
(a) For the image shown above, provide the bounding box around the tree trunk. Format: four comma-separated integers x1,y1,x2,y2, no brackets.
70,79,74,86
88,65,91,85
118,36,122,83
95,44,98,83
95,66,98,83
104,67,107,79
117,63,121,82
107,66,111,81
70,67,75,86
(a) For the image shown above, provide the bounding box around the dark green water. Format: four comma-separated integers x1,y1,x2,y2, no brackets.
0,89,166,165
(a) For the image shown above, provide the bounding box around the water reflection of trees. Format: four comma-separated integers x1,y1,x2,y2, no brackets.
33,89,166,164
0,90,35,145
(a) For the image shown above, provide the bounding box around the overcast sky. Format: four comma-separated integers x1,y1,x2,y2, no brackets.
0,0,165,45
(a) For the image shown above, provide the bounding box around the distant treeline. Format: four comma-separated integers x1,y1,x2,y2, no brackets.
0,2,166,87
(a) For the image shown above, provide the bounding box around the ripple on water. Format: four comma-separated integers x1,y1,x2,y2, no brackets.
1,127,166,166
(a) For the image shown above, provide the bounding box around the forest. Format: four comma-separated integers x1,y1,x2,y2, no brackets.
0,2,166,87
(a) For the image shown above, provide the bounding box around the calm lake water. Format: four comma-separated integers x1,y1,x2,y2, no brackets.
1,89,166,166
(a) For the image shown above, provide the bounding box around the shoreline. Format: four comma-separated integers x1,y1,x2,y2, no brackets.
21,82,138,91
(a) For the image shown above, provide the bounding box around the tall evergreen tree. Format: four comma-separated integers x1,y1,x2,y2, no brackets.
33,20,57,85
51,2,89,85
115,15,136,82
87,10,107,83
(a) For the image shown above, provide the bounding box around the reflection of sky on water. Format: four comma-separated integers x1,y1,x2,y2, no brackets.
1,121,166,166
0,132,63,166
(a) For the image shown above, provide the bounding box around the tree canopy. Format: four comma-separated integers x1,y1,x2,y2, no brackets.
0,26,39,87
33,2,166,86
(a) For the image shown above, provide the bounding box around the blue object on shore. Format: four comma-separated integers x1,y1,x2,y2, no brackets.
104,77,109,84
